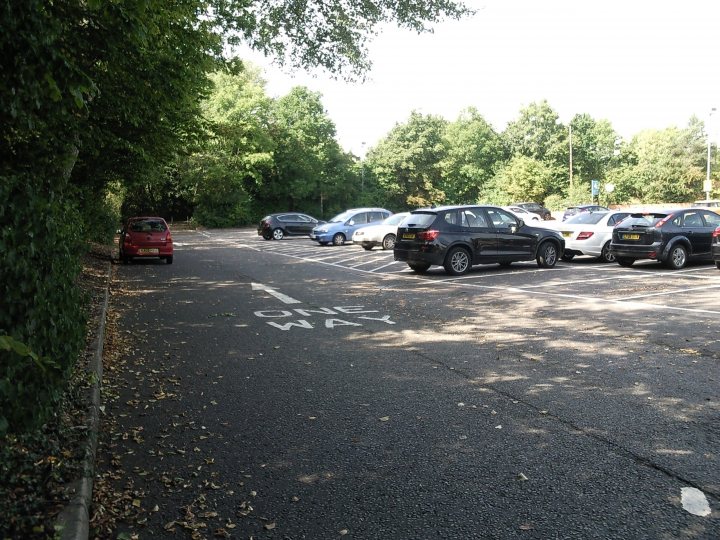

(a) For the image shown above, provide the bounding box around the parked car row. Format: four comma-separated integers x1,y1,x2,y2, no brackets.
252,205,720,275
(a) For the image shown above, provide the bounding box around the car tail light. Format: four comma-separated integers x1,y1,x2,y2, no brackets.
577,231,594,240
417,229,440,241
712,226,720,238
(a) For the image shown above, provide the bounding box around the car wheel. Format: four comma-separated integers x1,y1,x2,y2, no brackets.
561,253,575,262
600,241,615,263
332,233,345,246
665,245,687,269
536,241,558,268
408,263,430,274
444,247,471,275
165,255,173,264
382,234,396,250
362,245,374,251
272,228,284,240
616,257,635,267
262,233,272,240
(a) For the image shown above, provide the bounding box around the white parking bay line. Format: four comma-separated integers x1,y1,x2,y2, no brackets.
620,282,720,301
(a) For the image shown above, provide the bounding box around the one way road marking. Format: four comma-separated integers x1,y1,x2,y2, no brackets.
251,282,302,304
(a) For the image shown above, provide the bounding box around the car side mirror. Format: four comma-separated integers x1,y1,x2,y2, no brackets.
348,220,355,226
510,222,520,233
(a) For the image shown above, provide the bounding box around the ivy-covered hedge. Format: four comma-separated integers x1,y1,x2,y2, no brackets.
0,172,86,434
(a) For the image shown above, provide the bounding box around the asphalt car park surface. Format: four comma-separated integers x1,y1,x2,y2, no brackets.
98,227,720,539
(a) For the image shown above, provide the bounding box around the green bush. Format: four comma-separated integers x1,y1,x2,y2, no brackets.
0,173,86,435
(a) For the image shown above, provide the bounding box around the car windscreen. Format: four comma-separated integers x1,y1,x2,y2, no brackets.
565,212,607,225
384,213,408,225
130,219,167,232
329,211,354,223
622,214,669,228
401,212,436,228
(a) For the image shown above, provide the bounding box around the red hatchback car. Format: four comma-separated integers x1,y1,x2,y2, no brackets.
119,217,173,264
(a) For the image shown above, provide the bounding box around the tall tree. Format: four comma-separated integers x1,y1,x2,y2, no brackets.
367,111,449,209
503,100,568,195
269,86,342,212
482,156,555,205
607,122,707,203
440,107,505,204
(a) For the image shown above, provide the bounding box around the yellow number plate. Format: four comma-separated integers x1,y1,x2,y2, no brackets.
622,233,640,240
402,233,416,239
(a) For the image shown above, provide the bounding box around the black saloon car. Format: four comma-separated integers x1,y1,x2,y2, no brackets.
393,205,565,275
514,201,552,220
610,208,720,269
562,204,609,221
257,212,323,240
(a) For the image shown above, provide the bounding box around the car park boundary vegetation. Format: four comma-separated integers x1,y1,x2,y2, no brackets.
1,0,717,534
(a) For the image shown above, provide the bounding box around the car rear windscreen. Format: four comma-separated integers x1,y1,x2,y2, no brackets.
401,213,437,228
622,214,668,227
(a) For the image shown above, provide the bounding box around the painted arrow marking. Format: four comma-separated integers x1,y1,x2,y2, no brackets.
251,282,302,304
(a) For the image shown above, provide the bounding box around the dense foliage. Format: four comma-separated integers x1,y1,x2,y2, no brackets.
1,0,471,435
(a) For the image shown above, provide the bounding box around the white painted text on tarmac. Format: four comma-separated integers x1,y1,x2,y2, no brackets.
253,305,396,331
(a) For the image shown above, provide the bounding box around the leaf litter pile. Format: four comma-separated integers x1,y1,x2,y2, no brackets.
92,269,276,539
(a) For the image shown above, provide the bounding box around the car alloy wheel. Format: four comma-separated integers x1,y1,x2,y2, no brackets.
536,241,558,268
272,228,284,240
600,241,615,263
332,233,345,246
666,245,687,269
382,234,396,250
444,247,471,275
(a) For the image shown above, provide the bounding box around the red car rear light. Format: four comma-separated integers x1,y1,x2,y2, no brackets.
576,231,594,240
417,229,440,241
712,226,720,238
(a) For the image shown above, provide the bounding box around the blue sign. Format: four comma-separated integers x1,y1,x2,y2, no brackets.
591,179,600,197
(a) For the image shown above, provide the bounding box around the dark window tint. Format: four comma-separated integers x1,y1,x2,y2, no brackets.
402,213,436,228
368,212,386,222
130,219,167,232
440,210,463,229
462,208,489,228
681,212,703,227
623,214,668,228
296,214,312,222
702,211,720,226
278,214,297,222
486,208,517,227
608,213,630,226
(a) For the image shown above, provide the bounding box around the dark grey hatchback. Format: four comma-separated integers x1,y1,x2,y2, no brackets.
393,205,565,275
610,208,720,269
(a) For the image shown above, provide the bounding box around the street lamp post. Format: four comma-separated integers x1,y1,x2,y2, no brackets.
706,108,716,202
568,123,573,190
361,141,366,193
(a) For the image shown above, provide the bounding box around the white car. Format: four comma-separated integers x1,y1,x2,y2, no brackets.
557,210,632,262
352,212,410,250
502,206,543,222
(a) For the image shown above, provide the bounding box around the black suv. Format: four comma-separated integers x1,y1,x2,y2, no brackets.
610,208,720,269
393,205,565,275
514,201,552,220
